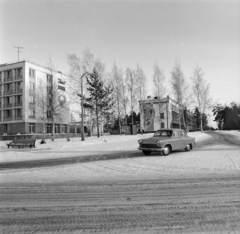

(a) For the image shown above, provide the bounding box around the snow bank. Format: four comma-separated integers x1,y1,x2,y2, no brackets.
0,131,239,184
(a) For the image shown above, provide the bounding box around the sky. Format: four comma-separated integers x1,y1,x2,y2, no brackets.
0,0,239,108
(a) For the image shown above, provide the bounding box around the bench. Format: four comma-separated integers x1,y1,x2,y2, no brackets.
7,139,36,149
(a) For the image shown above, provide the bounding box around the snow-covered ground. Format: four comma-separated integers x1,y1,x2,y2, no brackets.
0,131,239,184
0,131,212,162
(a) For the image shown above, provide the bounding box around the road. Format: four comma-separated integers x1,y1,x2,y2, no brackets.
0,131,240,234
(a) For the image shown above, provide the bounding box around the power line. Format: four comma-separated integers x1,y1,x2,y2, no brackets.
13,46,24,61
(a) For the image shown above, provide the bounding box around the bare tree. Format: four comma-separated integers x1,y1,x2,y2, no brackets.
136,64,147,101
152,62,167,128
191,65,212,132
153,62,166,98
170,60,189,129
35,81,48,141
35,80,67,141
126,68,138,130
111,62,124,134
121,73,129,122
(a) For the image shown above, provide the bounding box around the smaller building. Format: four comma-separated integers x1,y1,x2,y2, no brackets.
139,96,196,132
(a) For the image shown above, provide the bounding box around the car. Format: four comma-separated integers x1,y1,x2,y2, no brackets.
138,128,196,156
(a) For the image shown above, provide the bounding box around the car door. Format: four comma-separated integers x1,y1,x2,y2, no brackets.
178,130,187,149
180,130,189,148
171,130,182,150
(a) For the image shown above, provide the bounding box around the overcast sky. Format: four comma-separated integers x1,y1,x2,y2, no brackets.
1,0,239,106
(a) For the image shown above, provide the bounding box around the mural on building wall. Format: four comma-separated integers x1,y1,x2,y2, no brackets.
143,103,155,131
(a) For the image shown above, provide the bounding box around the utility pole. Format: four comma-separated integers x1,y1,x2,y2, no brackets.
13,46,24,61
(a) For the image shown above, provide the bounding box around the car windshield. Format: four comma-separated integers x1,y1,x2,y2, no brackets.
154,130,172,137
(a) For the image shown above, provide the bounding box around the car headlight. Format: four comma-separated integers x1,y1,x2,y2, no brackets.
157,140,161,146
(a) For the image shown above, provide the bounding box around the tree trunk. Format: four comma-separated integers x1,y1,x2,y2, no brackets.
119,117,121,135
200,112,203,132
52,122,55,141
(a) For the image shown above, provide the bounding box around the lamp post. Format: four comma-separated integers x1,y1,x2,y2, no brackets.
81,71,89,141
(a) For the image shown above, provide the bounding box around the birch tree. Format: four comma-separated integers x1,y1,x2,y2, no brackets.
170,60,189,129
192,65,212,132
136,64,147,101
111,62,124,134
126,68,138,129
153,62,166,127
35,80,67,141
153,62,166,98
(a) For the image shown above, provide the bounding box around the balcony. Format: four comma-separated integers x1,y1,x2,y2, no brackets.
4,90,14,95
15,89,22,94
14,102,22,107
3,103,13,108
4,77,13,82
29,116,35,119
3,117,13,121
15,75,23,81
14,116,22,120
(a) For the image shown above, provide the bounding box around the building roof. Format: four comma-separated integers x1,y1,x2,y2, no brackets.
0,60,68,76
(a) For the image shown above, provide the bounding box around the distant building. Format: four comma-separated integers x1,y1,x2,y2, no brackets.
139,95,196,132
0,60,70,135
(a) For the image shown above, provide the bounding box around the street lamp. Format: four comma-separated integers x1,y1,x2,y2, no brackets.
81,71,89,141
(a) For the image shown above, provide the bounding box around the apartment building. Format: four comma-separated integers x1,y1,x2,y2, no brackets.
139,95,196,132
0,61,70,135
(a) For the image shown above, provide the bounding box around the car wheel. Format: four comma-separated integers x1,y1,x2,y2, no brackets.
162,145,171,156
185,144,191,151
142,150,152,155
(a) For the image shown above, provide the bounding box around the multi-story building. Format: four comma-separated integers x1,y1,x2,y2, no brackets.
0,60,70,135
139,95,196,132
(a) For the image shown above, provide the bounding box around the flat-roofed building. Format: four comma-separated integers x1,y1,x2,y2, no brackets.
0,60,70,135
139,95,196,132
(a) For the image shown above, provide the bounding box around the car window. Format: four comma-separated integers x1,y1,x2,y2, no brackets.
180,131,186,137
154,130,172,137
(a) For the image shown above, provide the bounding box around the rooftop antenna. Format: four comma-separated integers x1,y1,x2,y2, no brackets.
13,46,24,61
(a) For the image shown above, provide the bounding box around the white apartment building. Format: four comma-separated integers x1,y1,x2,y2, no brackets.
0,60,70,135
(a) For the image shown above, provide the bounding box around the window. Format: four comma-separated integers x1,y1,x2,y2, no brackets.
29,82,35,90
5,96,12,105
5,109,12,118
15,108,22,117
62,125,67,133
16,68,22,77
29,123,35,133
161,123,165,128
160,113,164,119
47,124,52,133
29,68,35,78
55,124,60,133
29,109,35,117
16,95,22,104
4,124,11,131
180,131,186,137
6,83,13,91
47,111,52,118
16,81,22,90
29,95,34,103
5,70,13,79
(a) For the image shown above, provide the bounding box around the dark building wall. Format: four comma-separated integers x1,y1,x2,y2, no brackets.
0,122,27,135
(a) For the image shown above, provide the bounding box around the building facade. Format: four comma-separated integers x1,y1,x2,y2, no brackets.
0,61,70,135
139,96,196,132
